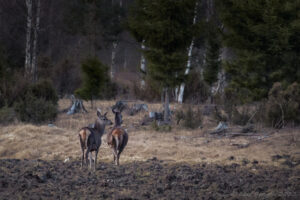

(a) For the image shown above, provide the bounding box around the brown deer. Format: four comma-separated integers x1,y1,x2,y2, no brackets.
107,107,128,165
79,109,112,170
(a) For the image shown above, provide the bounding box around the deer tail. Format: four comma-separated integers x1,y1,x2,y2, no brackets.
79,127,90,149
115,136,119,152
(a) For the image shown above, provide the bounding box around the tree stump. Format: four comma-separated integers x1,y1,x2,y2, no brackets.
67,95,87,115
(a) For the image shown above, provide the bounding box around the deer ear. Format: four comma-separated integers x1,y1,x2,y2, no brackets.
104,112,108,117
97,108,102,117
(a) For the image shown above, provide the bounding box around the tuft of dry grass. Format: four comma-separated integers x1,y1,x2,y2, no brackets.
0,99,299,168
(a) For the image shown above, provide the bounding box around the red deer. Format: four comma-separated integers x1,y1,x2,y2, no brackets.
79,109,112,170
107,107,128,165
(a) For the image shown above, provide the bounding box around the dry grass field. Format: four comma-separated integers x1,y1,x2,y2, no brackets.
0,99,299,168
1,99,300,199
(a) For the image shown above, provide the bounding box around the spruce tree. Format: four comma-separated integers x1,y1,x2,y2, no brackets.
219,0,300,101
75,57,109,108
203,21,221,87
128,0,196,122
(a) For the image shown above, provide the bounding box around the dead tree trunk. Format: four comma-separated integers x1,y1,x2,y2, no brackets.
164,88,170,123
67,95,88,115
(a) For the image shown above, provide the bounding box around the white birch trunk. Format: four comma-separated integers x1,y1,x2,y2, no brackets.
212,47,230,95
177,39,194,103
110,0,122,79
177,1,198,104
25,0,33,78
110,42,118,79
140,40,146,88
211,48,227,96
31,0,40,82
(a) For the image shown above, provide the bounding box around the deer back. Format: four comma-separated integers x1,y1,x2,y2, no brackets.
107,127,127,149
85,109,112,151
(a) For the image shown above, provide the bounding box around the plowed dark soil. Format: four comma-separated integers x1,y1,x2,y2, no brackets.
0,158,299,200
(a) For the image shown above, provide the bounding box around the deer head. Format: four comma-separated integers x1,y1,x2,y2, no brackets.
96,108,113,126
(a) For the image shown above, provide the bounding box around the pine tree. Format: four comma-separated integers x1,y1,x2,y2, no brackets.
128,0,196,122
219,0,300,101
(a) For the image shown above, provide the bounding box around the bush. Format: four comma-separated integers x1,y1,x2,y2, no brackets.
0,70,28,108
133,77,161,102
151,121,172,132
75,57,119,101
264,82,300,128
100,81,118,99
15,80,58,124
183,72,210,104
222,86,255,124
175,106,202,129
231,107,251,126
0,106,15,124
75,57,108,101
212,106,228,123
53,59,81,96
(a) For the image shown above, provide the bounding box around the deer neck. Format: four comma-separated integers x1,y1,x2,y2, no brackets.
94,119,105,135
115,112,122,127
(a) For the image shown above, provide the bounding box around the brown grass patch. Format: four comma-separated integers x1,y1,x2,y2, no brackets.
0,99,299,168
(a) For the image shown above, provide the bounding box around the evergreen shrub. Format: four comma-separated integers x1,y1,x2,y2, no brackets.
15,80,58,124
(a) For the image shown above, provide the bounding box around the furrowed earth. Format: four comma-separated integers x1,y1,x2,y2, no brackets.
0,100,299,199
0,158,299,200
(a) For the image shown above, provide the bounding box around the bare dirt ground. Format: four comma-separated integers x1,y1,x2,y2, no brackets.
0,99,300,199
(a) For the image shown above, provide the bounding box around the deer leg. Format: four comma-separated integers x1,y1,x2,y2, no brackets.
81,149,84,168
113,153,116,164
85,147,90,168
89,152,93,169
115,137,120,155
113,148,118,165
79,135,85,168
116,153,120,166
94,149,99,171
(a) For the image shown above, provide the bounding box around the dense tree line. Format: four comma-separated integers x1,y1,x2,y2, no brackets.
0,0,299,125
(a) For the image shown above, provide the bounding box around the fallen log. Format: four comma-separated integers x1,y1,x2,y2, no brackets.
210,121,228,134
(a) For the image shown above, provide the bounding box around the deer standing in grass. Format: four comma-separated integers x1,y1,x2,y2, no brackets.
79,109,112,170
107,106,128,166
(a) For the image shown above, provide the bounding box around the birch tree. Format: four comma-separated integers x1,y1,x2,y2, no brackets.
107,0,124,79
31,0,41,82
202,0,224,103
24,0,33,78
24,0,41,82
140,40,146,88
129,0,196,123
96,0,125,79
177,0,199,104
110,41,117,79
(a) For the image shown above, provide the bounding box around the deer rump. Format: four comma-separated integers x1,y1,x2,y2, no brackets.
79,127,100,152
107,128,128,153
